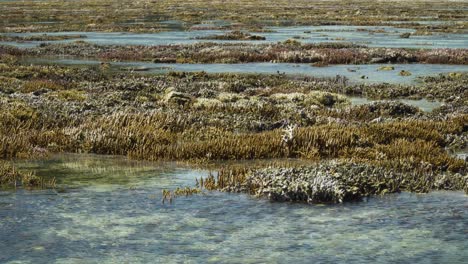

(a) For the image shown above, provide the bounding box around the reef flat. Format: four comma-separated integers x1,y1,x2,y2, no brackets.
0,0,466,204
0,0,466,33
0,54,466,198
1,2,468,263
3,41,466,64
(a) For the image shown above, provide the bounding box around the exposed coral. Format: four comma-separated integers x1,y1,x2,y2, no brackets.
198,162,467,203
21,42,468,65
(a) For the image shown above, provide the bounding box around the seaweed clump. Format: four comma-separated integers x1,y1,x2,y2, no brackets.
0,161,55,189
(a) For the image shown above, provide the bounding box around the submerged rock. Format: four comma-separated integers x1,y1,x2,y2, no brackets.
399,70,412,76
163,90,192,105
197,31,266,41
123,66,150,72
399,33,411,39
378,66,395,71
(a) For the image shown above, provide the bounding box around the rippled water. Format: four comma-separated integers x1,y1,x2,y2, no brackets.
22,58,468,84
1,154,467,263
2,25,467,48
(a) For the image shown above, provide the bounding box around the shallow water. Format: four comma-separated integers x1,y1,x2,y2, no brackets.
1,154,467,263
349,97,442,112
23,57,468,84
2,25,467,48
387,20,465,25
451,148,468,161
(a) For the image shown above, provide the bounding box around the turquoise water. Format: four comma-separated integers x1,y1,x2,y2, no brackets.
1,154,467,263
22,58,468,84
2,25,467,48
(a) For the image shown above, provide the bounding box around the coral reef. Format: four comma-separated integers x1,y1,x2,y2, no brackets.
198,162,467,203
0,53,465,201
18,42,468,65
0,0,466,33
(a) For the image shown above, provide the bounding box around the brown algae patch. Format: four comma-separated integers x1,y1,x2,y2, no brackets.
0,160,55,189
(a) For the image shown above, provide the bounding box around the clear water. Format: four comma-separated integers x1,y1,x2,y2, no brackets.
349,97,443,112
23,58,468,84
2,25,467,48
387,20,465,25
452,148,468,161
1,154,467,263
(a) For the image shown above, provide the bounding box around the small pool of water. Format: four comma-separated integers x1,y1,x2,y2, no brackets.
23,58,468,84
451,148,468,161
2,25,467,48
350,97,443,112
1,154,467,263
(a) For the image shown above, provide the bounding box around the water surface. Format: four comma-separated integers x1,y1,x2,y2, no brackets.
1,154,467,263
2,25,467,48
350,97,442,112
23,58,468,84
